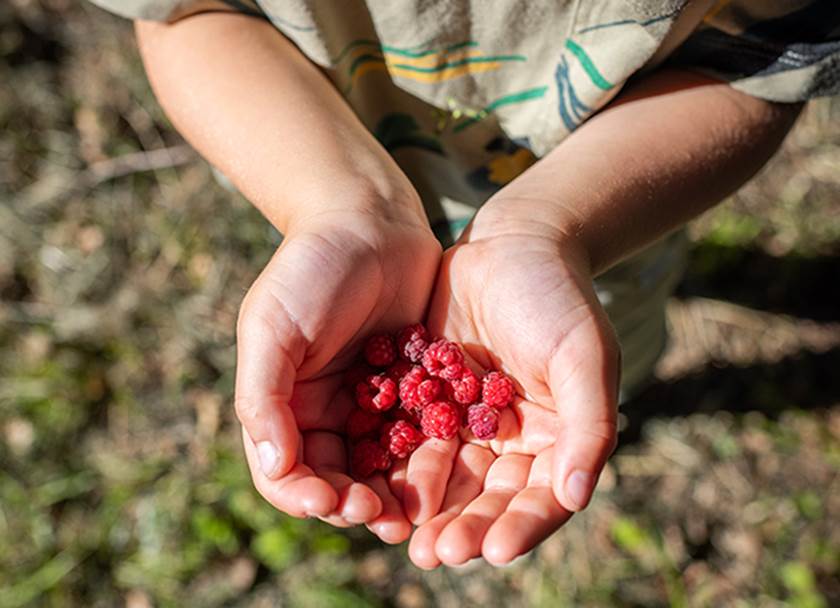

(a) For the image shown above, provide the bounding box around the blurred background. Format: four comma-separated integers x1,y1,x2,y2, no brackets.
1,2,838,606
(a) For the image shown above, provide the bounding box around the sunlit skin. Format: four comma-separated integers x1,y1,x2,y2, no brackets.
236,214,440,543
399,229,619,567
135,8,802,568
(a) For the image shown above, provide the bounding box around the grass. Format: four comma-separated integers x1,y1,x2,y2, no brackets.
1,2,839,606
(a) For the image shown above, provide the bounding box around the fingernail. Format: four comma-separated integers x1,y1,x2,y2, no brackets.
566,470,594,511
257,441,277,477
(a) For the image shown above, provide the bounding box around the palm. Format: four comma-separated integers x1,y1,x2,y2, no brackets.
401,233,620,568
236,219,440,543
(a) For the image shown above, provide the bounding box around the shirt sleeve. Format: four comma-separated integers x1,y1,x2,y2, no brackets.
667,0,840,102
87,0,265,22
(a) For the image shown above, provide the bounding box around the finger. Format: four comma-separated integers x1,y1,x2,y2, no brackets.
434,453,531,566
304,432,382,524
548,313,620,512
482,449,572,565
402,438,459,524
235,258,308,480
365,475,412,544
408,444,494,570
242,429,338,517
388,457,409,501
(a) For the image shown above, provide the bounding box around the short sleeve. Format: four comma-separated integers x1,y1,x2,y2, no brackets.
88,0,265,22
667,0,840,102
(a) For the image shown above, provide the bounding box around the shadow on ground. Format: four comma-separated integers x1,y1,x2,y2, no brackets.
622,242,840,444
678,242,840,322
622,346,840,444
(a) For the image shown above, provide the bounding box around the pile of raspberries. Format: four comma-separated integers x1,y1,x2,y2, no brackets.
346,323,515,478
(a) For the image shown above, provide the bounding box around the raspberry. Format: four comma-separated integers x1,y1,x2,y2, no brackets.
396,323,430,363
399,365,441,411
385,360,413,382
351,439,391,478
420,401,461,440
467,404,500,440
446,367,480,405
364,334,396,367
422,339,466,381
482,371,515,408
356,374,398,412
380,420,424,458
346,408,383,440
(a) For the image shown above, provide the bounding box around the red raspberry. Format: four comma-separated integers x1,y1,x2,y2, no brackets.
482,371,515,408
420,401,461,440
356,374,398,412
380,420,424,458
399,366,442,411
422,339,466,381
346,408,383,441
351,439,391,478
385,360,413,382
364,334,396,367
396,323,430,363
446,367,480,405
467,404,500,440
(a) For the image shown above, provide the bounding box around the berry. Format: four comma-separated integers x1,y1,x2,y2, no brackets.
364,334,396,367
356,374,398,412
351,439,391,478
385,360,413,382
482,371,515,408
396,323,430,363
467,404,500,440
399,365,441,411
420,401,461,440
346,408,383,440
447,367,480,405
381,420,424,458
422,339,466,381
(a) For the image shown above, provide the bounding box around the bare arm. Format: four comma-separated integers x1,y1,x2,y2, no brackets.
473,69,802,274
134,12,426,233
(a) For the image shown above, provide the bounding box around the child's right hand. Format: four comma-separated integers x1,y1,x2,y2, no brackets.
234,209,440,544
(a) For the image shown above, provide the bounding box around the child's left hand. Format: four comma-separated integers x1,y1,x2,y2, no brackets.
398,214,620,568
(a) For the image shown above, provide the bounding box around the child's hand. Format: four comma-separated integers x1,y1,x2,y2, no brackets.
402,220,620,568
235,210,440,544
400,68,801,567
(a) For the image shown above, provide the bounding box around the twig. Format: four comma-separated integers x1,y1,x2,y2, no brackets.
81,144,196,186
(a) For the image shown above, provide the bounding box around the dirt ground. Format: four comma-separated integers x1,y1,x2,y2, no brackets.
1,2,838,607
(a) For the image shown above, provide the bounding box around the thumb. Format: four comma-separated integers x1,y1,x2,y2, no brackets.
548,313,620,512
234,250,309,481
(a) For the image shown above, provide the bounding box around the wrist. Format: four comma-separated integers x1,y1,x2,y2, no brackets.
268,175,430,237
469,195,593,274
282,183,440,269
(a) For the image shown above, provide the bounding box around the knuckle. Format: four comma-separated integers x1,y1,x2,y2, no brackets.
580,419,619,454
234,395,260,427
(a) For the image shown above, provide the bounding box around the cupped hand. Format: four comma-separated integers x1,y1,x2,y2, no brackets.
235,211,440,544
401,225,620,568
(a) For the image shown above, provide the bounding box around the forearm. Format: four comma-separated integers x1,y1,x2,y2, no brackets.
134,11,425,234
473,69,802,275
